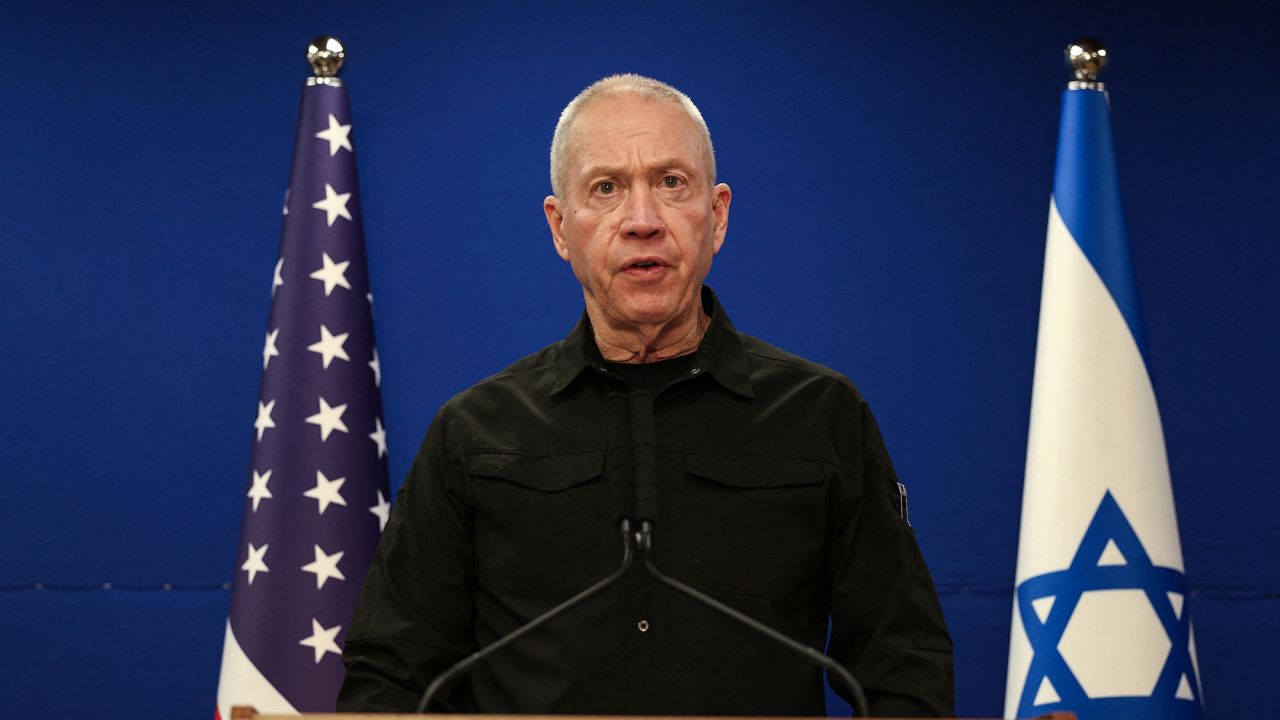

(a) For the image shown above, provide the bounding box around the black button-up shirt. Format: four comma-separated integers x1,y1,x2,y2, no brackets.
338,287,954,716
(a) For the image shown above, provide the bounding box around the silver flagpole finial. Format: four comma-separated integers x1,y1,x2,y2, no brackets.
1065,38,1107,91
306,36,346,87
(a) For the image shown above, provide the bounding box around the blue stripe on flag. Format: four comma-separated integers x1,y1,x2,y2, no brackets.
1051,88,1150,363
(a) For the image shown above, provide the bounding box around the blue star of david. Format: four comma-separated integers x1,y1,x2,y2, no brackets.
1014,491,1202,720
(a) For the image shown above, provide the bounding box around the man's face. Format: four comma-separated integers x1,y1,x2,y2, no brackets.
544,94,731,333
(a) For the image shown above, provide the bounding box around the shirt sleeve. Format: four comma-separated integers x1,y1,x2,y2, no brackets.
337,408,477,712
826,399,955,717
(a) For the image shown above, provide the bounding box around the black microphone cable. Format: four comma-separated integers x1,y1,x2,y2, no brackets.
628,389,658,527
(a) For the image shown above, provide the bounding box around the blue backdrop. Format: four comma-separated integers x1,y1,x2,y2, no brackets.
2,1,1276,718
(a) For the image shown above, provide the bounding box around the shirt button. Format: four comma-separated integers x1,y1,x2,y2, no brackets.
690,367,703,375
637,619,650,632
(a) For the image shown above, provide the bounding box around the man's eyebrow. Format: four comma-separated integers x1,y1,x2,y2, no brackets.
649,158,695,171
579,164,625,180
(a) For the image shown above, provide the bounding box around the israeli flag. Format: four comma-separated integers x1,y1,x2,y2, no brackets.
1004,86,1203,720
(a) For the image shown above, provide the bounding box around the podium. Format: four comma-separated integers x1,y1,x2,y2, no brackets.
231,708,1077,720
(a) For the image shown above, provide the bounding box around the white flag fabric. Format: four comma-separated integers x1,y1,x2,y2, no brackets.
1004,86,1203,720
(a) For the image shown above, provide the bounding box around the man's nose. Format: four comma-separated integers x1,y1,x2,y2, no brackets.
619,186,664,240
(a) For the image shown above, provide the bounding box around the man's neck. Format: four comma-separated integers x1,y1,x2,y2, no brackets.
588,305,710,364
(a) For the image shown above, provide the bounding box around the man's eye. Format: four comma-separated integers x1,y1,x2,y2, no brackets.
596,181,616,194
662,176,683,188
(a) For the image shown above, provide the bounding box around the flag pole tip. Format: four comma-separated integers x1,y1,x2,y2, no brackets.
307,35,346,79
1065,38,1107,86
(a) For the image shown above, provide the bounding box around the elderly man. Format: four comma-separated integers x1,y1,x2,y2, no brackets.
339,74,953,716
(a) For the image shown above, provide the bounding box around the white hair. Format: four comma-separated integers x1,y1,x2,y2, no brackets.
549,74,717,198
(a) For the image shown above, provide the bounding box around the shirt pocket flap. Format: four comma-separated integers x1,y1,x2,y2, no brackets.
685,452,825,489
465,451,603,492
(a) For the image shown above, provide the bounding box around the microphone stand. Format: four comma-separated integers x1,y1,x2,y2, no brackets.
418,391,870,716
637,521,871,718
415,519,635,713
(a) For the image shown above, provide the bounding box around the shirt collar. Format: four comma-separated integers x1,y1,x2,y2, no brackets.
550,285,754,399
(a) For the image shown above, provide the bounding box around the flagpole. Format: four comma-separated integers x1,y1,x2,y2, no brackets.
1065,37,1107,91
307,35,345,87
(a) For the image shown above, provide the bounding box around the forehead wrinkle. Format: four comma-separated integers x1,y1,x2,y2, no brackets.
623,127,660,140
581,157,697,179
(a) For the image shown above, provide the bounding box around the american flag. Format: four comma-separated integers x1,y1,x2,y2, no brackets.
215,71,390,718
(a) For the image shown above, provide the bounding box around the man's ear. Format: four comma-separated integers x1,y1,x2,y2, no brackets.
544,195,571,261
710,183,731,255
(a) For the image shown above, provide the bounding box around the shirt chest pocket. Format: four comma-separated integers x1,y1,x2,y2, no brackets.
679,452,827,599
466,451,605,597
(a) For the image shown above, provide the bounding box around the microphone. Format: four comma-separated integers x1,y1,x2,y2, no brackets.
416,393,638,713
625,391,870,717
